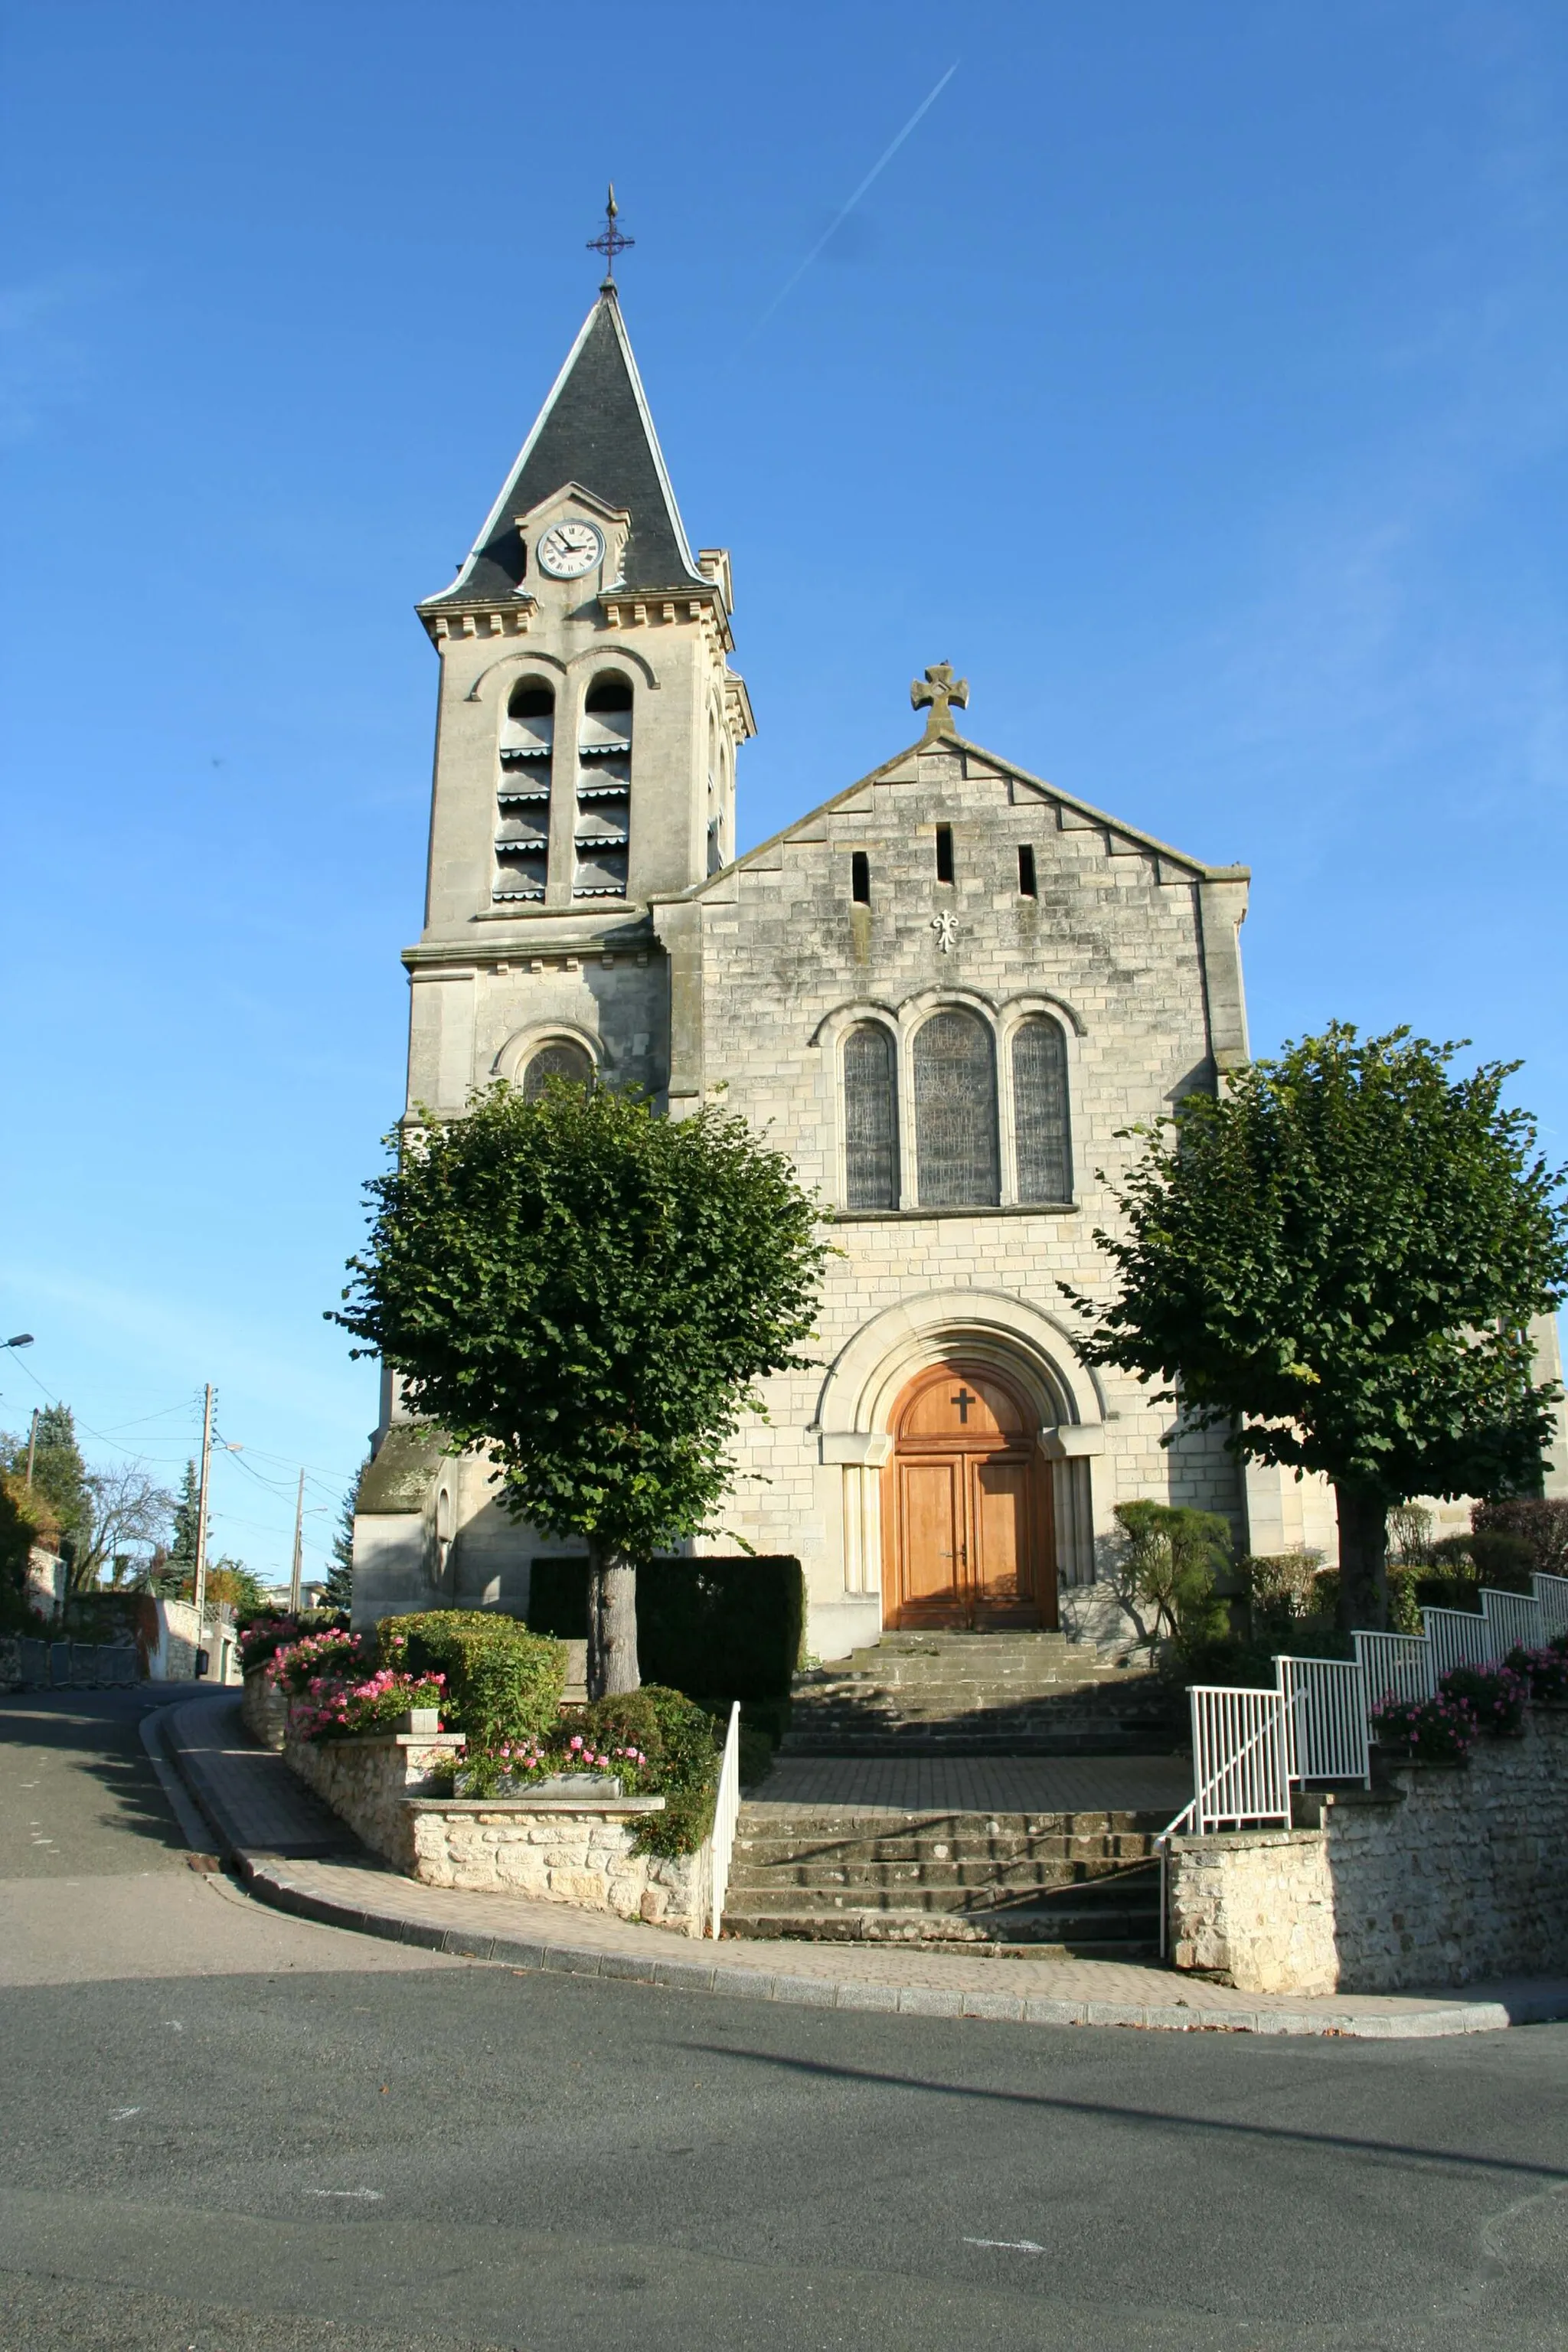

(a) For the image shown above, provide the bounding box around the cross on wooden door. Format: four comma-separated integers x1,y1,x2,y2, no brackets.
950,1387,977,1425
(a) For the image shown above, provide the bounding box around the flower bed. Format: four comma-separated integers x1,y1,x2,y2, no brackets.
1370,1692,1475,1765
237,1607,349,1676
290,1665,446,1740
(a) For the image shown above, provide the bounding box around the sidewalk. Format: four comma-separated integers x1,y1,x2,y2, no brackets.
158,1694,1568,2041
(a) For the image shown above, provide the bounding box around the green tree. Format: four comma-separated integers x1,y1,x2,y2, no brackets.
1064,1026,1568,1631
8,1406,90,1576
168,1462,204,1576
322,1458,367,1610
1109,1500,1233,1657
333,1082,828,1697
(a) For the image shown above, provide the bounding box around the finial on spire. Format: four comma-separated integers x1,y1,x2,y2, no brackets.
587,182,635,292
911,661,969,737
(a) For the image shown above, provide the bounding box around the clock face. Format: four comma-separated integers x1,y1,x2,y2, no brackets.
535,519,604,580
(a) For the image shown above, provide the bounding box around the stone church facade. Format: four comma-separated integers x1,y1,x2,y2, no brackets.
352,281,1392,1655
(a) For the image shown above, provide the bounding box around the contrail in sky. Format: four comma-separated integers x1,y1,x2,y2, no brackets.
751,61,961,336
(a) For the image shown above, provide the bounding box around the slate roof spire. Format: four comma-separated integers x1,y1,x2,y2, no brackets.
423,280,704,611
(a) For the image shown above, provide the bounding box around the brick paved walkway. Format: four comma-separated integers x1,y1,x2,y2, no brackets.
158,1694,1568,2040
746,1753,1192,1816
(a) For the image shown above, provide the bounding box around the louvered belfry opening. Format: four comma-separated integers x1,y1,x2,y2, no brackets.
1011,1018,1073,1202
522,1039,594,1099
842,1024,898,1209
913,1009,1000,1207
494,681,554,902
575,674,632,899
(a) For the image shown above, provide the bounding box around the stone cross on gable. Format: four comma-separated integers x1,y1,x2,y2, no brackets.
911,662,969,736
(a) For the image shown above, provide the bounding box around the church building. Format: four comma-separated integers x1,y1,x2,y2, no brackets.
352,271,1336,1657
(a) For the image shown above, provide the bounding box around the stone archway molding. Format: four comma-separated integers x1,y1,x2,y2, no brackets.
815,1289,1107,1464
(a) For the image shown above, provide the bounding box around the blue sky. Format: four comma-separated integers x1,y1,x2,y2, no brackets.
2,2,1564,1579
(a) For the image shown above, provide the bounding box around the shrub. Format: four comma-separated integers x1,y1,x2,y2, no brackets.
440,1681,721,1854
239,1608,349,1674
292,1667,446,1742
528,1556,804,1700
1473,1498,1568,1580
1371,1693,1475,1765
269,1628,373,1694
1507,1644,1568,1705
1439,1661,1529,1736
378,1610,566,1746
1111,1501,1233,1658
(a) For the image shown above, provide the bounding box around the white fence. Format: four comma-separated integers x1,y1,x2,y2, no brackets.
1351,1630,1435,1723
1276,1655,1369,1785
1481,1587,1540,1655
1423,1606,1495,1680
706,1700,743,1939
1187,1686,1292,1835
1536,1574,1568,1639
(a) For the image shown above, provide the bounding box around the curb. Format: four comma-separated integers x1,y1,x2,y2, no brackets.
159,1699,1568,2041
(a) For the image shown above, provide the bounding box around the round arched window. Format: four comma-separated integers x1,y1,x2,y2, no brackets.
913,1009,999,1207
521,1039,594,1099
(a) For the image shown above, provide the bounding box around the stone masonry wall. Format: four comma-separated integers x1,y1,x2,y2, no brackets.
284,1727,465,1872
407,1799,707,1936
240,1668,290,1752
1170,1707,1568,1994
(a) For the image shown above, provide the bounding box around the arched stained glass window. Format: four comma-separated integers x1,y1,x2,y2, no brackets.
522,1039,594,1099
1012,1018,1072,1202
913,1010,999,1207
843,1024,898,1210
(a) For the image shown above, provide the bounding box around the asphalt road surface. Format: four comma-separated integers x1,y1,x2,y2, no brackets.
3,1690,1567,2352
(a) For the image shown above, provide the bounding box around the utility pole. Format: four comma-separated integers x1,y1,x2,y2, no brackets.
24,1407,39,1490
191,1383,214,1658
289,1468,305,1614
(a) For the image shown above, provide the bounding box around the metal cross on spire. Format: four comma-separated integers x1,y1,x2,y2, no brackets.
588,183,635,292
911,661,969,737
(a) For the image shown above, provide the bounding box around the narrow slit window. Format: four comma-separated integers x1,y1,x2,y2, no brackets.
494,679,554,903
1018,843,1037,897
1012,1018,1073,1203
913,1009,999,1207
935,825,955,885
851,851,871,904
842,1025,898,1210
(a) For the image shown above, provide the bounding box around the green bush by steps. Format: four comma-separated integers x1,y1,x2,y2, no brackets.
378,1610,566,1746
570,1684,721,1857
528,1556,803,1701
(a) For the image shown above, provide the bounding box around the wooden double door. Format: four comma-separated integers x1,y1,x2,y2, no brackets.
884,1362,1056,1630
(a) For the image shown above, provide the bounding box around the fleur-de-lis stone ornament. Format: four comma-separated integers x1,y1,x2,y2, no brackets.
931,910,958,953
911,662,969,737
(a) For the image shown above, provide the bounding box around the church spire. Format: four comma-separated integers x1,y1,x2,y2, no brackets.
421,253,702,612
586,181,634,296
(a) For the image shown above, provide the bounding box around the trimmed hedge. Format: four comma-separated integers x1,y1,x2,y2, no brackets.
378,1610,566,1746
528,1556,803,1701
570,1684,721,1857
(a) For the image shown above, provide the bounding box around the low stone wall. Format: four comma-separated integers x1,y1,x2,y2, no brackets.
1170,1707,1568,1994
279,1726,708,1936
407,1799,707,1935
240,1668,290,1751
284,1728,466,1870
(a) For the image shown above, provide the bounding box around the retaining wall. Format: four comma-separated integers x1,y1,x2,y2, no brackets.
240,1668,291,1751
1169,1706,1568,1994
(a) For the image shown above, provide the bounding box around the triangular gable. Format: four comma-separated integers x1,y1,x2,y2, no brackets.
678,730,1246,898
420,294,704,610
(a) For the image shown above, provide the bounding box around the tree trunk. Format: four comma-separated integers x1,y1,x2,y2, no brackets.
586,1541,641,1700
1334,1482,1390,1632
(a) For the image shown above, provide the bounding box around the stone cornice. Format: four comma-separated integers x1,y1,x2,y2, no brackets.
418,596,538,649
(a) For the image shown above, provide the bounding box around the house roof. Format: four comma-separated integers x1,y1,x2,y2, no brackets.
420,290,704,612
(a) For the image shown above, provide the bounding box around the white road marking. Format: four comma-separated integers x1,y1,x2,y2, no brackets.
111,2107,141,2120
964,2237,1046,2254
306,2188,384,2200
165,2020,184,2031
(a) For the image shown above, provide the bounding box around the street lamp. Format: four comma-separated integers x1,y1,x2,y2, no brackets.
3,1334,33,1350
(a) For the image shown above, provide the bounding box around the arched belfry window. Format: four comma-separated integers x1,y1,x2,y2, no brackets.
1011,1018,1073,1203
913,1009,1000,1207
842,1024,898,1210
521,1038,594,1099
494,680,554,903
575,674,632,900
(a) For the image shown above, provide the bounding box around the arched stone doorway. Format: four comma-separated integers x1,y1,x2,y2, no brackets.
882,1361,1056,1630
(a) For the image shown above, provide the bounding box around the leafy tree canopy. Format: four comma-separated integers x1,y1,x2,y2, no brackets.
1065,1026,1568,1626
332,1082,828,1691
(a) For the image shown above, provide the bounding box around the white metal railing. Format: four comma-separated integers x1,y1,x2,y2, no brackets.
1480,1586,1543,1656
706,1700,743,1939
1534,1573,1568,1640
1276,1655,1369,1786
1351,1629,1434,1725
1188,1685,1292,1834
1422,1606,1495,1680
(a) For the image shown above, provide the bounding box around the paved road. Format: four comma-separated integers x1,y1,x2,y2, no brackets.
3,1693,1567,2351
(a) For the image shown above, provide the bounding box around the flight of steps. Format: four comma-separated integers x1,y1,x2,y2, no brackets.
723,1805,1164,1955
780,1630,1178,1757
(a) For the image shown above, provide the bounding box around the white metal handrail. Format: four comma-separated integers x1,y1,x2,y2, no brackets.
1422,1606,1495,1679
1351,1629,1434,1726
1188,1685,1292,1835
1276,1655,1369,1786
706,1700,743,1939
1534,1573,1568,1640
1480,1586,1543,1656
